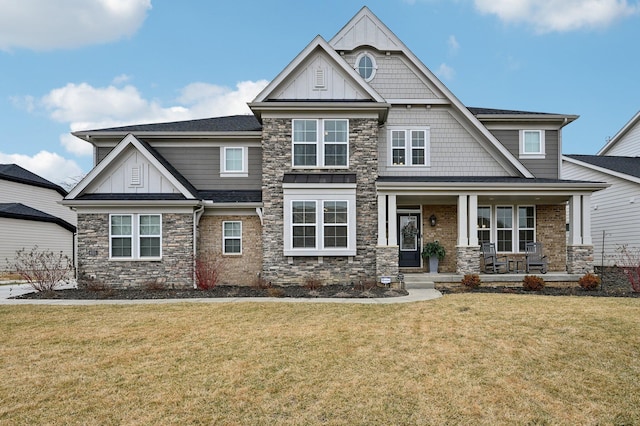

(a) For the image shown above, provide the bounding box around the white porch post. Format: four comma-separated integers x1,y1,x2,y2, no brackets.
388,195,398,246
458,195,468,246
468,195,478,246
569,195,583,245
377,195,387,246
582,195,592,245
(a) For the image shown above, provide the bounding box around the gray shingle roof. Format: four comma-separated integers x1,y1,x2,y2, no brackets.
283,173,357,184
82,115,262,133
467,107,560,116
199,190,262,203
0,203,76,232
376,176,604,185
0,164,67,196
565,155,640,179
74,194,187,201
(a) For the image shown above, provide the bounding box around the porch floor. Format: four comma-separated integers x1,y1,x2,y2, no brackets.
401,271,583,289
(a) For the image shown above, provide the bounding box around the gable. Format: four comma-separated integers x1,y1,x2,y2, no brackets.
598,111,640,156
269,48,373,101
330,8,401,52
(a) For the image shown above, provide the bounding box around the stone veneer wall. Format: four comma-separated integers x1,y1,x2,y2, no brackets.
421,205,457,273
261,118,379,285
76,213,194,289
376,246,399,280
457,246,481,274
197,214,262,285
567,245,594,274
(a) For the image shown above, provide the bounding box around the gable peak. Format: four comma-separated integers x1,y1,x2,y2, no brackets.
330,6,403,52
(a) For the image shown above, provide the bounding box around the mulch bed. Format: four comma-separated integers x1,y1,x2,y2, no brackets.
439,267,640,298
13,284,409,300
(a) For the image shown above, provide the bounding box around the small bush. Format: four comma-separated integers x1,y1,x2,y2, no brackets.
252,274,271,289
304,277,322,290
461,274,481,289
143,280,165,291
578,272,601,291
267,287,285,297
522,275,545,291
10,246,73,292
195,256,221,290
85,280,109,292
615,245,640,292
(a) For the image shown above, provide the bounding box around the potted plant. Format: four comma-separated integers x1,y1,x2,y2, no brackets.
422,240,446,273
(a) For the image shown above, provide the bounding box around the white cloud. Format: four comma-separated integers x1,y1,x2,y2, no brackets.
474,0,639,33
436,63,455,80
447,35,460,54
0,151,83,187
111,74,132,86
0,0,151,51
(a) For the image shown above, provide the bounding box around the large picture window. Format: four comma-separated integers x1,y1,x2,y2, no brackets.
292,119,348,168
110,214,161,259
389,127,430,167
478,206,536,253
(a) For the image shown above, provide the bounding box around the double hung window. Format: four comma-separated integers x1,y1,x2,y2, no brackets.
110,214,161,259
223,221,242,254
292,119,348,168
477,206,536,253
221,147,247,177
389,128,430,167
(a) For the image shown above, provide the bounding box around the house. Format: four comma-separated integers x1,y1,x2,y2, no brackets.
0,164,77,272
563,111,640,266
63,7,606,289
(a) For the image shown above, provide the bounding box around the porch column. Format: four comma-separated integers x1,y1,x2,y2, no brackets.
388,195,398,246
582,195,592,245
569,195,583,245
377,195,387,246
457,195,468,246
468,195,478,246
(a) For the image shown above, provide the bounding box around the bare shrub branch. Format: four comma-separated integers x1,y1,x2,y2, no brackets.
195,255,222,290
615,245,640,293
11,246,73,292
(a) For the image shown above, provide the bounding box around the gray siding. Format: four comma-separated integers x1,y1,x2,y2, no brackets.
490,130,559,179
604,121,640,156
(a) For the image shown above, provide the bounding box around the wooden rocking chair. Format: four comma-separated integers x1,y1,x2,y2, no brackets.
525,242,548,274
481,242,509,274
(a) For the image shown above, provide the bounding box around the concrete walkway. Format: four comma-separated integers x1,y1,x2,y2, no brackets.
0,283,441,305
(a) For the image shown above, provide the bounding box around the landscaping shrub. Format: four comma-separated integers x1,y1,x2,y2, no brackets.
195,256,221,290
522,275,545,291
578,272,601,291
461,273,481,289
10,246,73,292
615,245,640,292
267,287,285,297
304,277,322,290
252,274,271,289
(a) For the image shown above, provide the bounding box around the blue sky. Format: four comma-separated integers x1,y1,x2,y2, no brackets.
1,0,639,185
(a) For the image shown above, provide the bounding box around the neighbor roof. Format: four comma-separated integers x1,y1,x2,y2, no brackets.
0,164,67,196
0,203,76,232
564,155,640,180
75,115,262,134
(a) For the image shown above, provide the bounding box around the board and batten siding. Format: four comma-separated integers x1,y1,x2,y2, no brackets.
378,107,509,176
562,160,640,266
0,180,76,225
489,129,559,179
0,218,74,271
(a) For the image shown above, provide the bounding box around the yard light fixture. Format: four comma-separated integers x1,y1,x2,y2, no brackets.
429,214,437,227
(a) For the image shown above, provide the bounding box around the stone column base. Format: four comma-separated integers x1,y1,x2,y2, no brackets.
376,246,399,281
567,245,594,274
457,245,481,275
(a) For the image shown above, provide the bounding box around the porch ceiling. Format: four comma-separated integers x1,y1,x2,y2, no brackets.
396,194,570,205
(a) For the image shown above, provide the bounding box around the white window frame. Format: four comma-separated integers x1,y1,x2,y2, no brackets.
222,221,242,255
354,52,377,82
519,130,545,158
220,146,248,177
109,213,162,260
292,119,349,169
478,205,537,253
283,185,357,256
388,127,430,168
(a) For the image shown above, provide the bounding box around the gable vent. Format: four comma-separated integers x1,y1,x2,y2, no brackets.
314,68,326,90
130,165,143,186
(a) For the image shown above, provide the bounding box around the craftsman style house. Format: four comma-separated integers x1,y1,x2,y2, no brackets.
563,110,640,266
64,7,605,288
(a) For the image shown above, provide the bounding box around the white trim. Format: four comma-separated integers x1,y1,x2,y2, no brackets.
477,205,536,253
292,119,349,169
109,213,162,261
597,110,640,155
220,146,248,177
519,129,546,159
388,127,431,168
354,51,377,82
222,220,242,255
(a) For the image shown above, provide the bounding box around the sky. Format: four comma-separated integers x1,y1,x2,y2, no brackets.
1,0,639,186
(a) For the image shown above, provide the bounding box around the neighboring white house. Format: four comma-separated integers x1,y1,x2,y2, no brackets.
0,164,77,272
562,111,640,266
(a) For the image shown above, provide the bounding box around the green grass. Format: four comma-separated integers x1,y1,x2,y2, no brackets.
1,294,639,425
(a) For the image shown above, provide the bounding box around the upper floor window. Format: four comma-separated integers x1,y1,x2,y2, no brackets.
110,214,162,260
520,130,545,158
355,52,377,82
389,128,430,167
292,119,348,168
221,147,248,177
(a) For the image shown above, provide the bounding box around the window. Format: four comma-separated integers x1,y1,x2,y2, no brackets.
223,221,242,254
292,119,348,168
110,214,161,259
389,128,430,167
478,206,536,252
520,130,545,157
283,185,356,256
221,147,247,177
355,53,377,81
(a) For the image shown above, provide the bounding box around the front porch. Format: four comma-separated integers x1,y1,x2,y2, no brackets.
402,272,584,289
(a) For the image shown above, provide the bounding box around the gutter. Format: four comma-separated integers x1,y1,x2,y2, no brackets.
192,204,205,289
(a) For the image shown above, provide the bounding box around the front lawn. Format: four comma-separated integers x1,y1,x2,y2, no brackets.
1,295,639,424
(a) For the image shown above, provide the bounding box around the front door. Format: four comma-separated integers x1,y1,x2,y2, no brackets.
398,213,421,267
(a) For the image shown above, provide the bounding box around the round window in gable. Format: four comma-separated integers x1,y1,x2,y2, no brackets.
356,53,377,82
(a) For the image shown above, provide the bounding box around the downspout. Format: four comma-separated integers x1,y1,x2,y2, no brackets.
193,203,205,288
